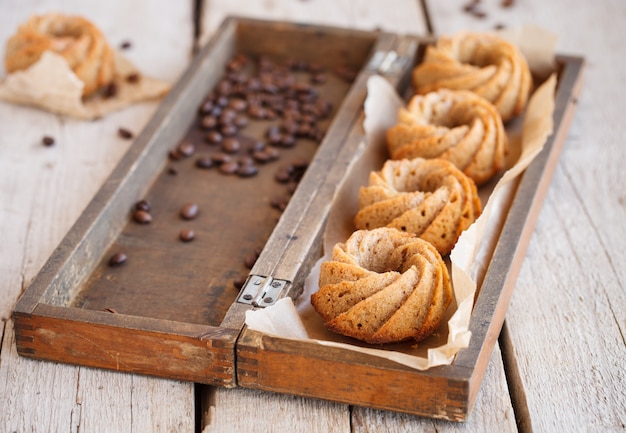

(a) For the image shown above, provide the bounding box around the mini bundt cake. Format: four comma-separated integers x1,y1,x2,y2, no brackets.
386,88,507,185
354,158,481,255
413,32,532,122
311,227,452,344
5,13,115,97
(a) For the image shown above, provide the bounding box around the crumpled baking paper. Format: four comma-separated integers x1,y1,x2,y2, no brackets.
0,49,170,119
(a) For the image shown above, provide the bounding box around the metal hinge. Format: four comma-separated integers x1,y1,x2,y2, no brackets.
236,275,289,307
366,47,414,75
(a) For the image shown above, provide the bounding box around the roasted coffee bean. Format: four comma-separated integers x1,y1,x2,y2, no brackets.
135,199,151,212
42,135,55,146
274,167,292,183
311,72,327,84
132,209,152,224
103,82,118,98
195,156,214,169
267,132,282,146
118,128,134,139
167,167,178,175
216,95,229,107
501,0,514,7
280,134,296,148
222,138,241,154
247,140,266,152
266,125,280,138
251,150,272,163
168,149,183,161
237,163,258,178
244,252,258,269
219,161,239,175
200,115,218,130
233,114,249,128
216,80,232,96
238,155,255,166
248,105,266,119
108,252,128,267
219,108,237,124
264,147,280,161
228,98,248,112
119,40,132,50
126,73,140,83
220,124,238,137
179,229,195,242
211,153,231,165
206,131,223,144
279,120,298,135
198,99,214,115
176,141,195,157
270,195,289,211
296,123,312,137
233,276,247,290
180,203,199,220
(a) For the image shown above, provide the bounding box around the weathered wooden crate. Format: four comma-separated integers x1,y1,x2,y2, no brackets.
13,17,584,421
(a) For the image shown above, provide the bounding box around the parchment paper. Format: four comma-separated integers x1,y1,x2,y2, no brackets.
245,27,558,370
0,50,170,119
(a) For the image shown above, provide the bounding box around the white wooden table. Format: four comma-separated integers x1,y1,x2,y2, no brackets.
1,1,624,432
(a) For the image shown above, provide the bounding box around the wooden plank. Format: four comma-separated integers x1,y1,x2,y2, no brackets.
0,0,196,431
351,345,516,432
427,0,626,430
199,0,428,46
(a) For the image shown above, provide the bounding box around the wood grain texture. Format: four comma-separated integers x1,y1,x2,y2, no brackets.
199,0,427,46
0,1,196,431
351,345,516,432
426,0,626,431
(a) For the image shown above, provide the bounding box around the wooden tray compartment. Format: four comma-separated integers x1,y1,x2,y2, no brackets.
12,16,584,422
12,17,399,386
234,54,585,421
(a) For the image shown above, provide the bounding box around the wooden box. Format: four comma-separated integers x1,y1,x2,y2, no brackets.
13,17,584,421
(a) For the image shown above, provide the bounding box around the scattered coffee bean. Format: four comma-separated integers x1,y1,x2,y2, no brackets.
179,229,195,242
132,209,152,224
42,135,55,146
219,161,239,175
233,276,247,290
244,252,258,269
237,163,258,178
274,167,292,183
176,141,195,158
222,137,241,154
126,73,141,83
119,40,132,50
180,203,199,220
201,115,218,130
501,0,514,7
233,114,249,128
220,124,238,137
103,82,118,98
270,195,289,211
206,131,223,144
228,98,248,111
108,252,128,267
280,134,296,148
167,167,178,175
118,128,134,139
195,156,214,169
135,199,151,212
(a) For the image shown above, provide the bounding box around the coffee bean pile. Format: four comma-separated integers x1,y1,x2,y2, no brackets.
167,53,336,181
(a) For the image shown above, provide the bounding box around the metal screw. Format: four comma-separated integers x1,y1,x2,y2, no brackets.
243,294,253,301
263,297,273,303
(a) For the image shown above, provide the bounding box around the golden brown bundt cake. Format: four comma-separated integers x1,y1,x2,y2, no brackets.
4,13,115,97
354,158,481,255
311,227,452,344
386,88,507,185
413,32,532,122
